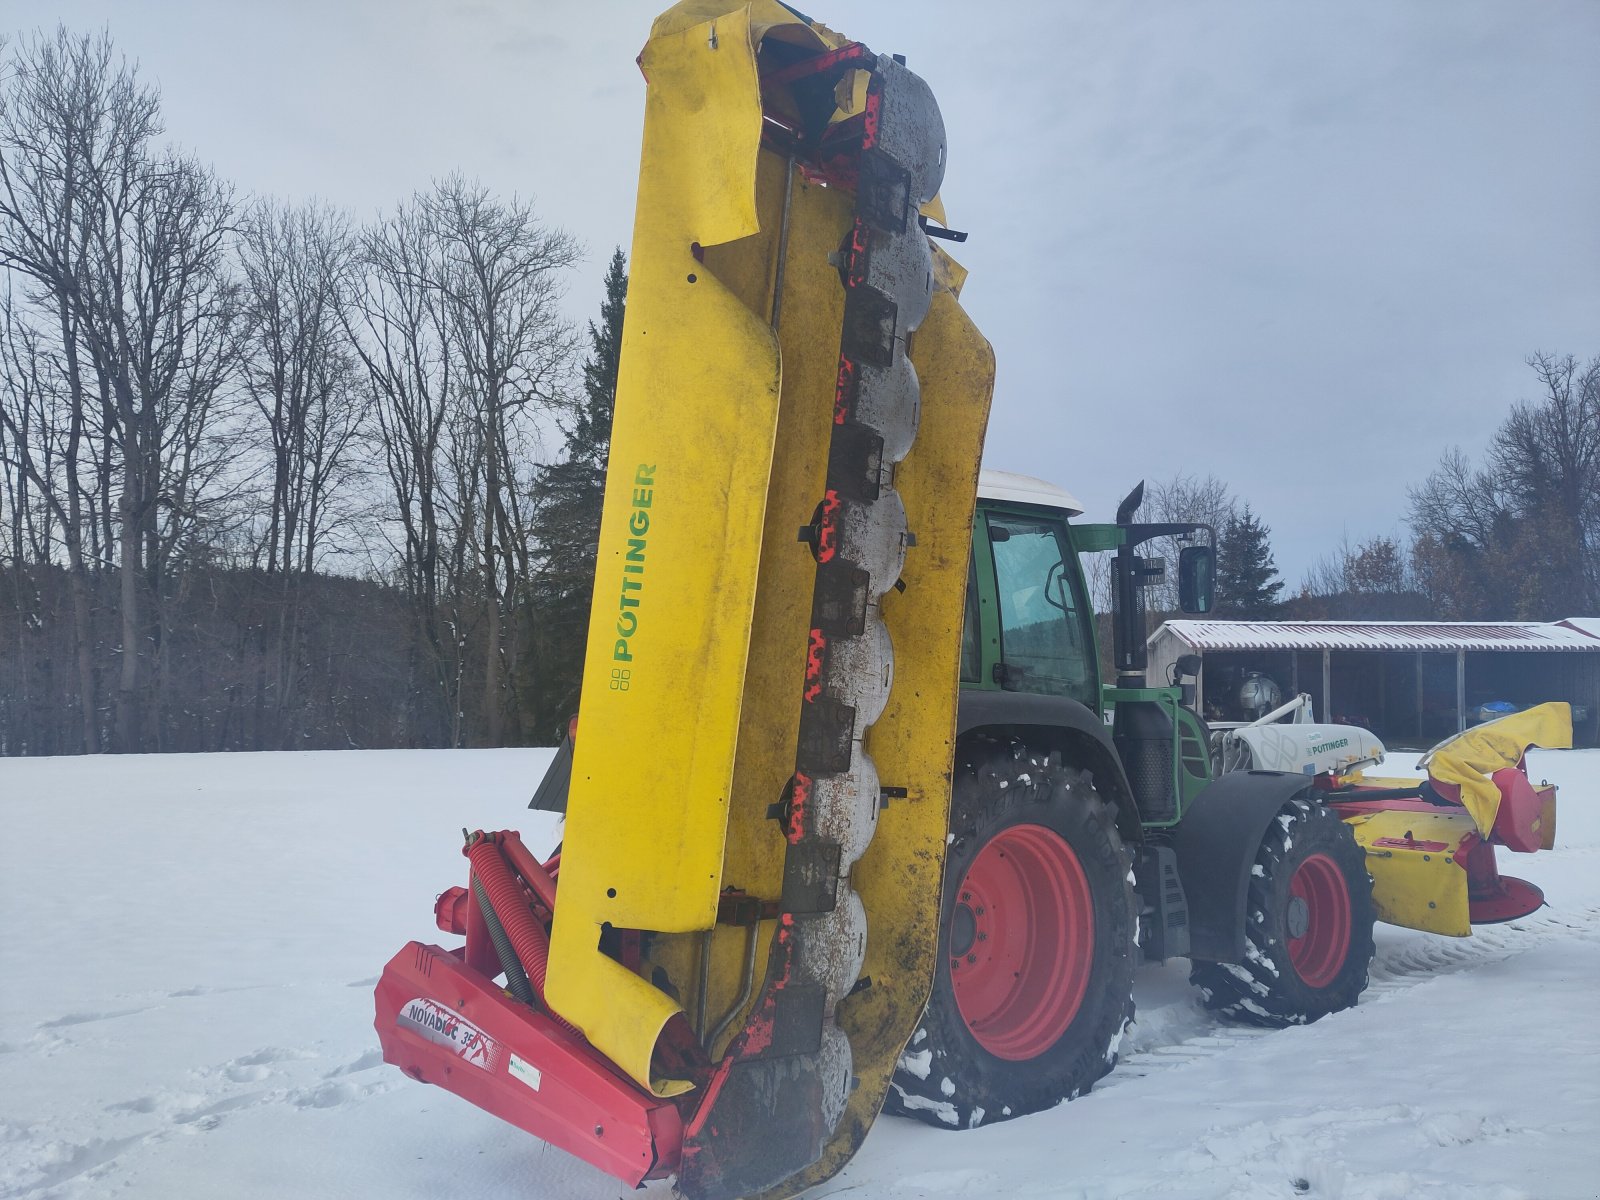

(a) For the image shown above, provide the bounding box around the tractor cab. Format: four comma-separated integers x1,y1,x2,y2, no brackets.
966,471,1100,708
966,470,1217,829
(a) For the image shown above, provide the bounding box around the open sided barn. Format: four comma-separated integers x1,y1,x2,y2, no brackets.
1148,620,1600,750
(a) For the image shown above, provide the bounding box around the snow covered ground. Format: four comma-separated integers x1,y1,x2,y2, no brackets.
2,747,1596,1200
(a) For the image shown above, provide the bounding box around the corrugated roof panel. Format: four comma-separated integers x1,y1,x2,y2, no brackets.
1153,620,1600,653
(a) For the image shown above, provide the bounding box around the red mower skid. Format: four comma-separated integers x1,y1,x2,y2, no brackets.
373,832,688,1188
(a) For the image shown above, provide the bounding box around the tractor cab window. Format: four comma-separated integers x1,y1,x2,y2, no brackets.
989,517,1093,705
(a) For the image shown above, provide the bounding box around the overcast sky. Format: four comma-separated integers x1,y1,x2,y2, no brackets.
9,0,1598,583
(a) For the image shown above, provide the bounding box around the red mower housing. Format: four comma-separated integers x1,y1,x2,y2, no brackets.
373,833,686,1188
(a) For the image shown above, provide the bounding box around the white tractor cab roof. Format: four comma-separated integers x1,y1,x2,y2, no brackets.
976,469,1084,517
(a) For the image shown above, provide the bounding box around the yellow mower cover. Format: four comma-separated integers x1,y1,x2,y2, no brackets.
544,4,993,1196
1420,702,1572,835
1342,704,1570,937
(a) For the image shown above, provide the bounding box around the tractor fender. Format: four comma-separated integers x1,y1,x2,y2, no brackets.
957,691,1143,843
1170,769,1314,964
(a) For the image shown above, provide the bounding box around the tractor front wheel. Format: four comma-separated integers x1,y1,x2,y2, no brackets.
885,738,1136,1129
1190,798,1375,1026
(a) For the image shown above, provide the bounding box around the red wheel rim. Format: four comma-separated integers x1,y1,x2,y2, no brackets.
949,824,1094,1061
1286,853,1351,989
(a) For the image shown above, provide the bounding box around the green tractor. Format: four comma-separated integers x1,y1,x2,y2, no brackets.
880,468,1376,1127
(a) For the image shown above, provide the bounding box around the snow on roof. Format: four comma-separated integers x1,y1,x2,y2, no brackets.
978,469,1084,516
1153,620,1600,653
1559,617,1600,640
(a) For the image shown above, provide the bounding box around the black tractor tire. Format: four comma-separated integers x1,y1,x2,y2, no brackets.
884,737,1137,1130
1190,797,1376,1027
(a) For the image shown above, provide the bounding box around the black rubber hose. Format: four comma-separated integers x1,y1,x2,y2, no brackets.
1321,785,1424,802
471,874,535,1006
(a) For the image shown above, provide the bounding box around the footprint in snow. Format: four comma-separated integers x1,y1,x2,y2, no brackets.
107,1096,160,1114
291,1075,399,1110
174,1090,275,1126
12,1133,149,1194
1415,1111,1518,1147
38,1006,154,1028
168,982,272,998
323,1049,384,1078
293,1080,359,1109
214,1046,314,1082
232,1046,310,1067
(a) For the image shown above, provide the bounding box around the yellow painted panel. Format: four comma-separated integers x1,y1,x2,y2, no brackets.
548,7,794,1097
1344,809,1474,937
546,0,997,1133
1538,785,1557,851
630,145,859,1053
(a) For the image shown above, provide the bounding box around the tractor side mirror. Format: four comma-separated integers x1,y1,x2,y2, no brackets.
1178,545,1215,614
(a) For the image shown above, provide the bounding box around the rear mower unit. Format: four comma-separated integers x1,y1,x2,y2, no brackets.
375,4,1573,1196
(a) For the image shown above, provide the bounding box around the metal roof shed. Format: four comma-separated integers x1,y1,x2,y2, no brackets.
1147,620,1600,748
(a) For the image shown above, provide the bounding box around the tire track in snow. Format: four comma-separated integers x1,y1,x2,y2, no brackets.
1098,1024,1277,1091
1098,902,1600,1094
1365,902,1600,997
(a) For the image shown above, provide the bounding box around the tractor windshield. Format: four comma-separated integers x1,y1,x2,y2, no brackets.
989,517,1095,705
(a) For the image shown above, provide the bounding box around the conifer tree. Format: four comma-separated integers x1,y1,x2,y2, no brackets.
1215,504,1284,617
516,248,626,739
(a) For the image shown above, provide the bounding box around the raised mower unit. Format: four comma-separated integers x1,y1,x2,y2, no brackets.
376,3,993,1197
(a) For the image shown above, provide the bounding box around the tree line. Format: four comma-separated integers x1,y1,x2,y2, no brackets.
0,29,616,754
3,29,1594,757
1135,351,1599,624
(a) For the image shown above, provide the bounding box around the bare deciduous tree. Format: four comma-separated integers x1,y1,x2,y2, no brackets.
0,28,604,757
237,198,365,746
1408,353,1599,619
348,180,577,746
1143,472,1235,612
428,177,578,743
0,28,241,751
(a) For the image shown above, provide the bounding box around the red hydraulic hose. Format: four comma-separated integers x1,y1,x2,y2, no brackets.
465,835,558,1010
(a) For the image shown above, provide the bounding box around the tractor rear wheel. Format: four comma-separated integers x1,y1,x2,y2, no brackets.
885,738,1136,1129
1190,798,1375,1026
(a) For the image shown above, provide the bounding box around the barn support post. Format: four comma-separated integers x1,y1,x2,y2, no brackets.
1379,654,1388,730
1456,648,1467,733
1322,648,1331,723
1415,652,1424,742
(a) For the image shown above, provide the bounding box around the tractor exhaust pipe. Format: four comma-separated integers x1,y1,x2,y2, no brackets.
1113,481,1147,687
